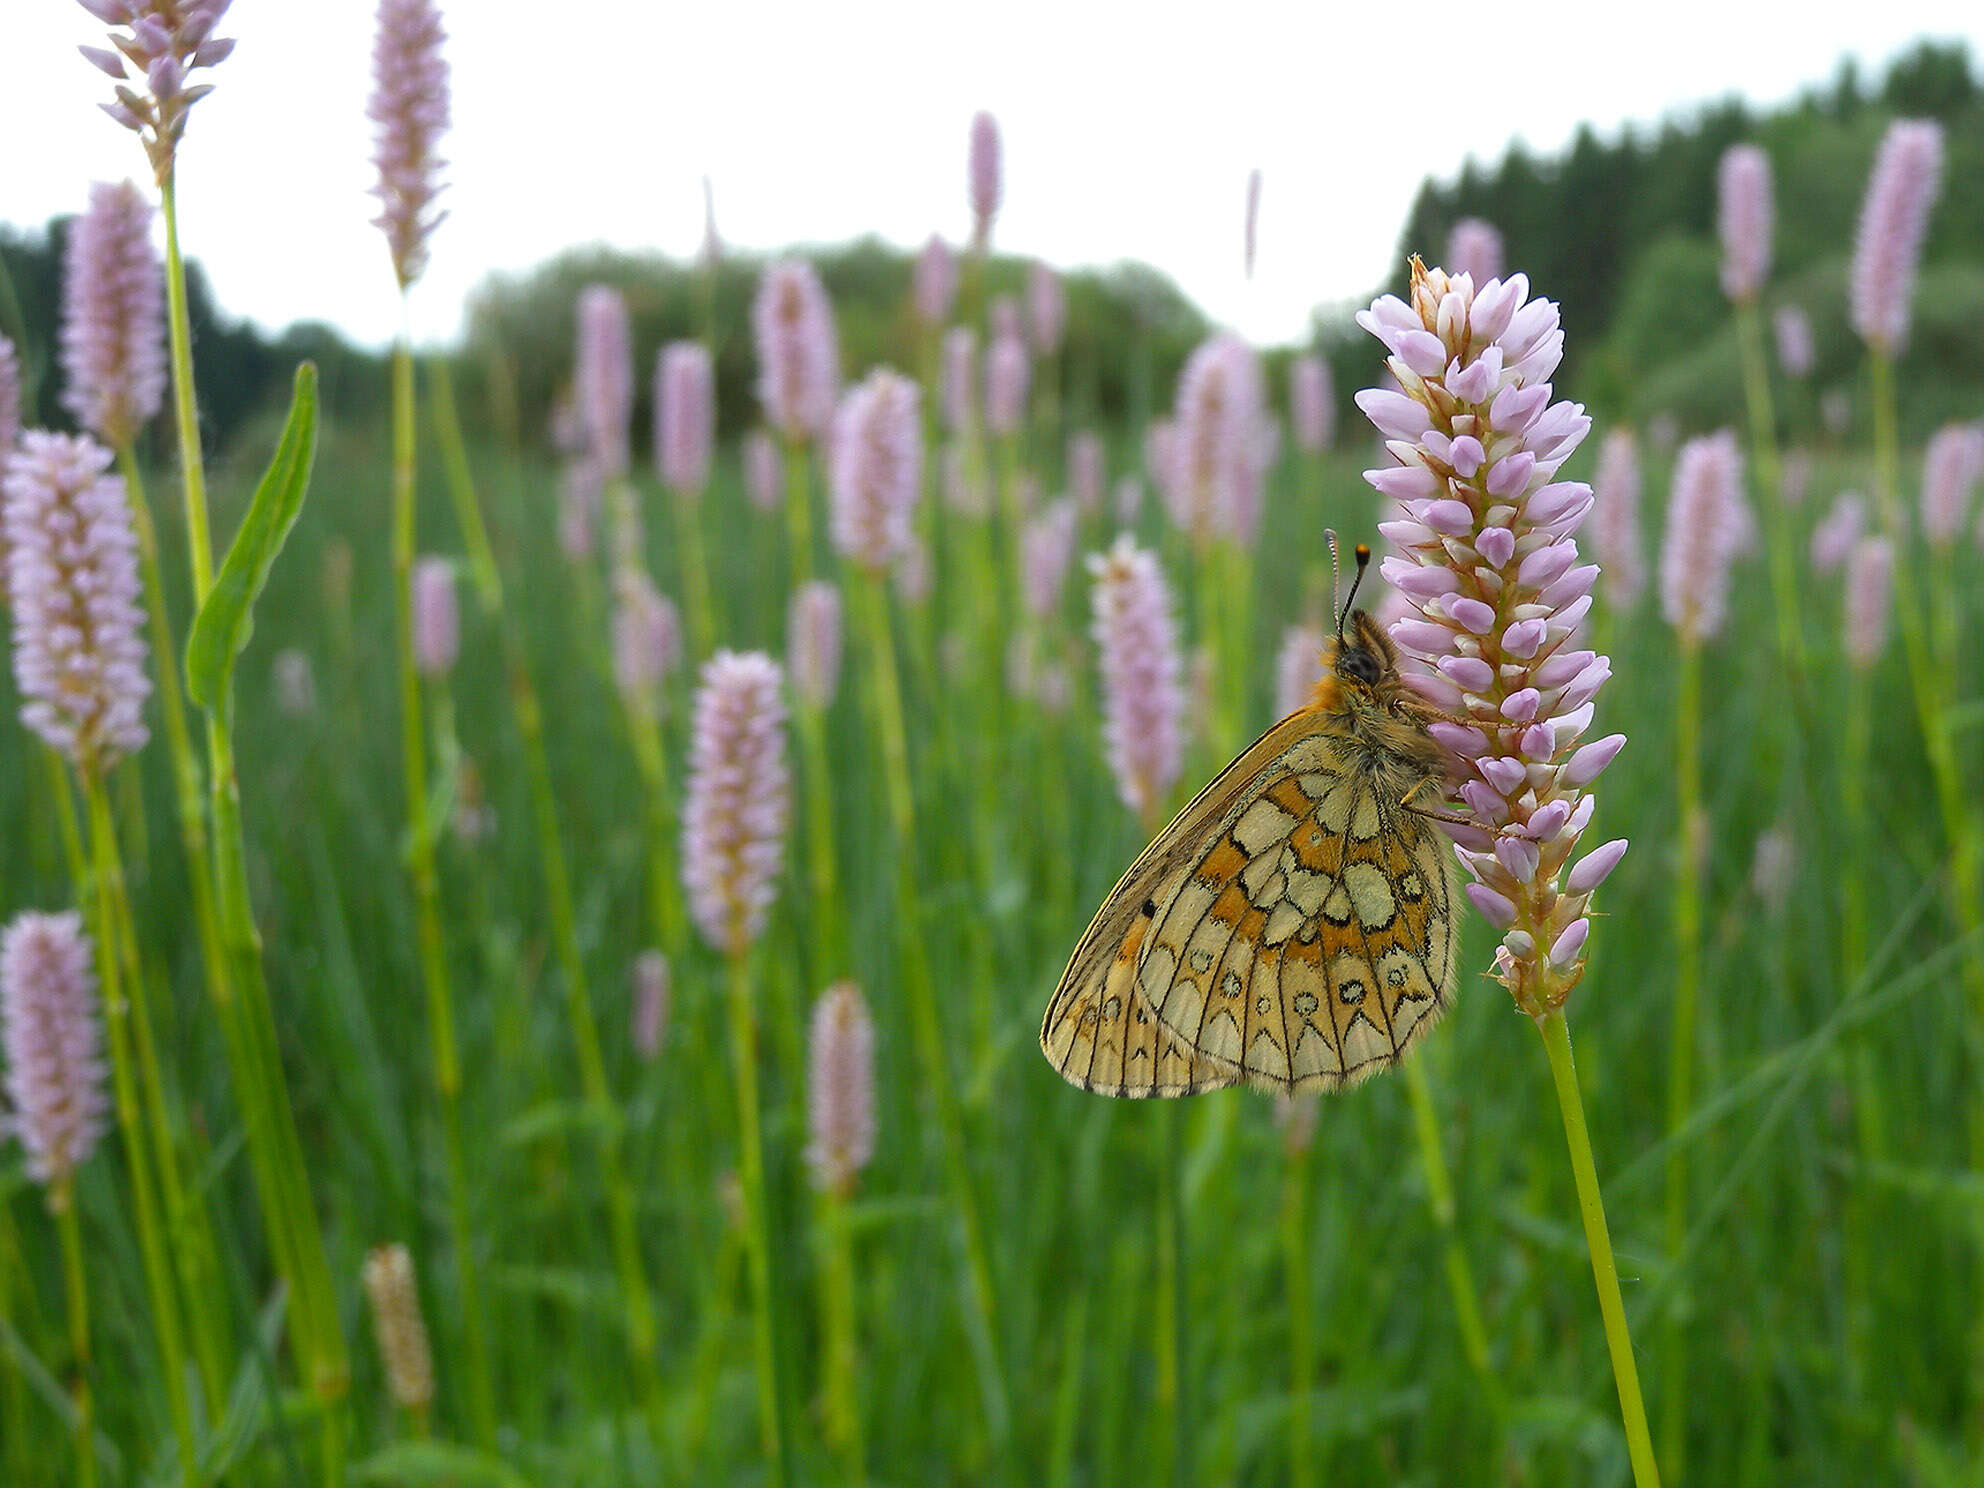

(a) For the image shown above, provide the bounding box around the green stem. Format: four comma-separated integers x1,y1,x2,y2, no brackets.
55,1194,95,1488
393,330,496,1448
424,354,501,614
81,775,198,1487
1402,1059,1497,1392
1733,302,1805,692
1280,1139,1314,1488
819,1191,865,1484
1537,1008,1662,1488
794,694,846,981
854,571,1010,1448
159,174,213,598
671,483,718,663
1662,635,1702,1480
162,165,349,1455
725,950,789,1486
786,439,815,587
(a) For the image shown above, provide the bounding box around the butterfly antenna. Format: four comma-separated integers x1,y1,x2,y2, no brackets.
1325,528,1342,638
1337,542,1372,642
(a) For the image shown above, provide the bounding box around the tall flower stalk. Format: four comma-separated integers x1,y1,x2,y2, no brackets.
1086,534,1192,1482
683,651,795,1485
754,258,839,591
1717,143,1802,691
368,0,502,1443
1357,259,1653,1485
2,909,108,1488
807,980,876,1480
832,369,1009,1445
5,432,200,1483
1654,429,1745,1475
79,4,351,1450
656,338,718,658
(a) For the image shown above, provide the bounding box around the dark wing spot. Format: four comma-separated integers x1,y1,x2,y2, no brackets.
1141,898,1158,918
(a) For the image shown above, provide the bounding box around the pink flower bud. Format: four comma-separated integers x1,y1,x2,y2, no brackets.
1660,431,1746,644
1088,535,1183,821
787,580,841,708
369,0,450,288
575,285,633,478
985,332,1029,437
1773,304,1814,378
654,340,714,497
4,432,150,770
1919,422,1984,547
968,110,1002,250
632,950,669,1059
830,369,921,571
611,569,680,704
411,555,458,677
1843,536,1894,670
682,651,789,955
753,258,839,443
1,910,108,1196
806,981,876,1197
915,233,956,325
941,327,977,435
1850,119,1944,354
61,180,166,447
1717,144,1772,302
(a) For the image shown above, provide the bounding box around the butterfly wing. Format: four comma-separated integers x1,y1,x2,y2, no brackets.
1041,709,1336,1097
1140,762,1458,1091
1041,706,1460,1097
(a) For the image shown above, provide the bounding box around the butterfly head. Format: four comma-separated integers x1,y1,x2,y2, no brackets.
1324,541,1398,693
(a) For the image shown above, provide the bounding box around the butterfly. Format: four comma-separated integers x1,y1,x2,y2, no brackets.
1041,543,1459,1097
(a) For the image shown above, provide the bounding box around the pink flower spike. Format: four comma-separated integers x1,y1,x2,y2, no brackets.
1359,259,1620,1013
61,180,166,448
411,556,457,677
1027,260,1065,357
1660,430,1746,644
1170,333,1269,547
1445,218,1503,285
632,950,669,1059
1843,536,1894,669
1290,354,1333,452
369,0,450,289
806,981,876,1197
611,569,680,705
1,910,108,1196
830,370,921,572
914,233,956,326
4,431,151,771
1920,423,1984,546
985,332,1029,437
1811,492,1864,574
941,327,977,435
788,580,842,710
968,110,1002,251
753,258,839,444
655,341,714,497
574,285,633,478
1850,119,1944,354
1774,304,1815,378
682,651,790,956
1275,623,1325,718
1590,429,1644,610
1717,144,1772,302
1021,499,1078,618
744,429,781,513
80,0,236,182
1088,535,1183,822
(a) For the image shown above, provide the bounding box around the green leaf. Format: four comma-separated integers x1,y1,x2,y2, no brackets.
185,362,319,709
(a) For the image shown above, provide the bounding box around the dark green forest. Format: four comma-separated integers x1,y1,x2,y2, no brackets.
3,39,1976,454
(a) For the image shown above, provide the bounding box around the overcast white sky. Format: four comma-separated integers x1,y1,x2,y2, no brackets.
7,4,1980,352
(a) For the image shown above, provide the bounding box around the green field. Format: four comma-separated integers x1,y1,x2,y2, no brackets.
4,364,1981,1485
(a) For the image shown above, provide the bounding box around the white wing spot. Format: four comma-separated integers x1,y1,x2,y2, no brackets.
1234,797,1298,855
1343,862,1398,929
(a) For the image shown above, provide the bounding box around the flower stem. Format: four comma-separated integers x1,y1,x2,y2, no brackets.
423,354,501,614
1402,1058,1497,1393
854,570,1010,1447
54,1192,95,1488
1537,1007,1662,1488
818,1189,865,1483
391,328,496,1448
786,439,815,587
1732,302,1805,695
80,774,197,1487
672,482,718,664
162,167,348,1464
1662,633,1702,1479
725,949,789,1486
1280,1143,1314,1488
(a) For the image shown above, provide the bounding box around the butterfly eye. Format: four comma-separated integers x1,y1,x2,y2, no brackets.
1338,647,1382,685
